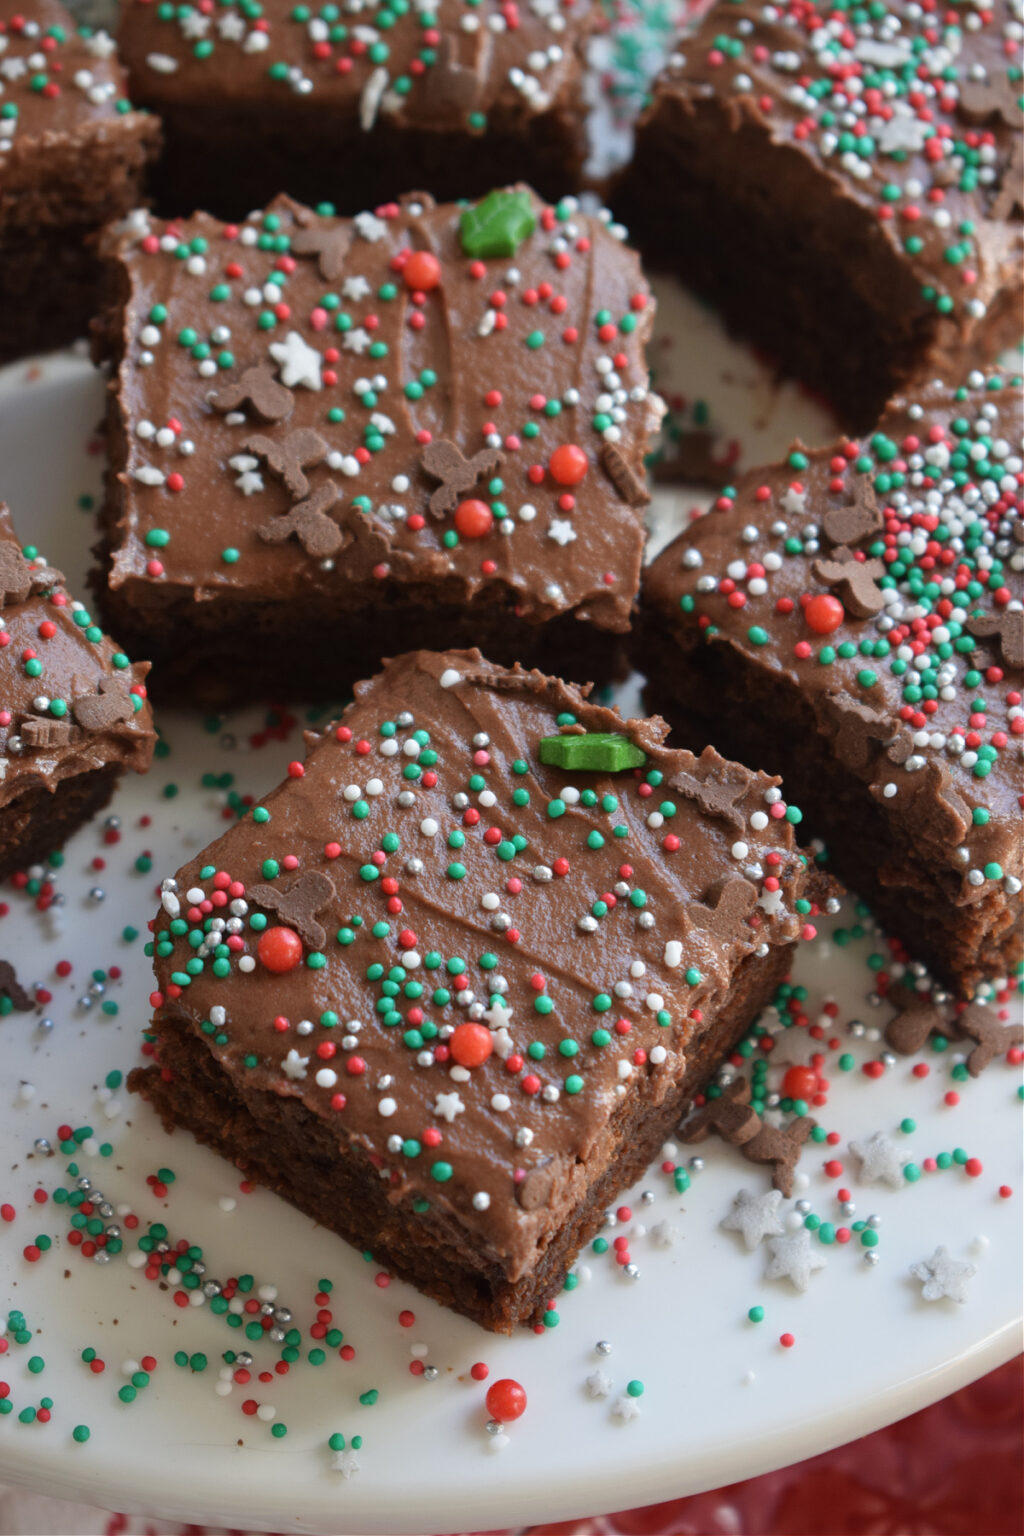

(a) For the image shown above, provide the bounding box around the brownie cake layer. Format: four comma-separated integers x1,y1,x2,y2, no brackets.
0,0,159,364
640,367,1023,998
94,188,661,706
117,0,597,219
0,504,155,881
615,0,1023,430
130,648,830,1330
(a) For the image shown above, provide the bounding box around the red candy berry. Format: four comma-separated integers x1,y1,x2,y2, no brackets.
257,926,304,973
485,1377,527,1422
782,1065,818,1101
403,251,441,291
449,1022,494,1068
804,594,845,634
454,499,494,539
549,444,588,486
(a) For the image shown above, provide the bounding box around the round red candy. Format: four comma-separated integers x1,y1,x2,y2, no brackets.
549,444,588,486
804,594,845,634
782,1065,818,1101
454,499,494,539
450,1022,493,1069
485,1377,527,1422
403,251,442,292
257,926,304,973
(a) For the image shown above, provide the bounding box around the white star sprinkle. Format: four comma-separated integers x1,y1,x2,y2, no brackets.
229,454,264,496
330,1449,361,1478
354,211,388,243
650,1220,681,1248
342,327,372,355
585,1369,612,1399
85,30,117,58
484,999,513,1030
611,1393,641,1422
342,275,372,302
432,1091,465,1124
269,330,322,390
721,1188,786,1252
764,1228,827,1292
217,12,246,39
849,1131,908,1190
281,1050,309,1081
548,518,577,546
910,1246,977,1304
781,486,807,515
757,886,785,917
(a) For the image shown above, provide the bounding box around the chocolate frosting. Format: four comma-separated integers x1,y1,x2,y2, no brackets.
0,0,154,191
100,188,660,641
147,648,822,1277
644,368,1024,905
643,0,1023,351
0,504,154,805
117,0,597,136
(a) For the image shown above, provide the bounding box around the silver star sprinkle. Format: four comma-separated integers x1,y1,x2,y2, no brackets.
721,1188,786,1251
849,1131,908,1190
764,1228,828,1292
910,1246,977,1304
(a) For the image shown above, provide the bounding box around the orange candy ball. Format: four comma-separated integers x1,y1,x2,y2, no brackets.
450,1022,494,1069
549,443,588,486
804,594,845,634
403,251,442,291
454,499,494,539
257,925,304,973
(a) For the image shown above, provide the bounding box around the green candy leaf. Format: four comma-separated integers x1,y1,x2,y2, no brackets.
538,732,647,773
459,190,537,259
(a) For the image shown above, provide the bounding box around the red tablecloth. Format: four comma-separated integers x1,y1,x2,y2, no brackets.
0,1358,1019,1536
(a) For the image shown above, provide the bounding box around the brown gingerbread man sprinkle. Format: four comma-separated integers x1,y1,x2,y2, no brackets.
599,442,650,507
688,877,758,938
258,485,345,559
419,440,504,518
966,610,1023,672
248,870,336,950
821,482,883,548
71,676,135,732
669,748,752,831
211,364,294,423
810,546,887,618
678,1076,761,1146
243,429,328,499
290,224,353,281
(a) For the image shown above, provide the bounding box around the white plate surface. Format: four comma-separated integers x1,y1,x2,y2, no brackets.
0,330,1019,1536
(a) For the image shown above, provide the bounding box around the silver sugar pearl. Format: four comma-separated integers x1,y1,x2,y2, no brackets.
104,815,121,830
688,1156,704,1172
36,1017,54,1035
274,1307,292,1325
33,1138,53,1155
397,790,416,808
637,912,655,929
623,1263,640,1279
235,1351,253,1368
881,1052,897,1069
641,1190,655,1205
423,1365,439,1381
795,1199,811,1215
76,1176,92,1191
94,1249,112,1264
104,1225,121,1241
864,1249,880,1266
867,1213,881,1229
268,1326,286,1344
203,1280,222,1298
849,1020,866,1038
404,858,424,876
88,887,106,902
595,1340,612,1356
485,1419,504,1435
841,1201,856,1217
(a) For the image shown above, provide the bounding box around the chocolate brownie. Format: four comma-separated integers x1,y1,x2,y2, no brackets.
94,187,660,706
117,0,597,219
0,0,159,365
641,365,1023,999
129,648,830,1331
0,503,155,880
615,0,1023,429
